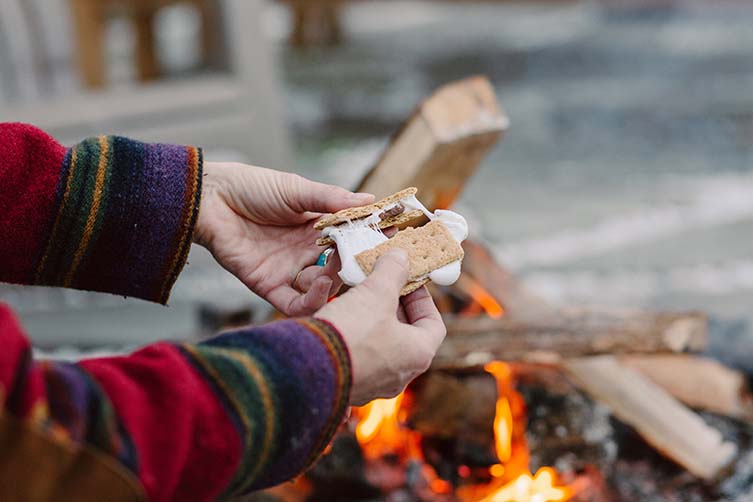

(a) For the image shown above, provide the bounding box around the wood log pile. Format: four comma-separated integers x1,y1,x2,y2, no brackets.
355,76,747,483
431,236,744,481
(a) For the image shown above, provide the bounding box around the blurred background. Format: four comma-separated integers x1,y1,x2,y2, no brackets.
1,0,752,369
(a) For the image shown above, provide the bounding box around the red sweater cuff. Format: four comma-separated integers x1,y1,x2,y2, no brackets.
0,124,202,303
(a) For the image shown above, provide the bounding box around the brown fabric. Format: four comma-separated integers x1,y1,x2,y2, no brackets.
0,413,145,502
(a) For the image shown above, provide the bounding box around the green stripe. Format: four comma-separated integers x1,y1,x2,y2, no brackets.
65,137,114,284
297,319,352,471
33,148,76,284
187,345,274,496
38,137,108,285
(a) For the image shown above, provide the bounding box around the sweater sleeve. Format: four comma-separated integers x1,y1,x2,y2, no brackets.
0,304,352,501
0,122,201,303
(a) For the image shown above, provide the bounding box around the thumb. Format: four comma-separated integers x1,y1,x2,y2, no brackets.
360,249,410,299
292,177,374,214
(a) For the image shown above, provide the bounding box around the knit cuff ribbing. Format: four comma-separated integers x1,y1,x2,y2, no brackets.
32,136,202,304
181,317,352,496
297,317,353,472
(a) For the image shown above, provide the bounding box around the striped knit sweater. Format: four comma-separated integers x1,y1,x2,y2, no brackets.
0,123,352,501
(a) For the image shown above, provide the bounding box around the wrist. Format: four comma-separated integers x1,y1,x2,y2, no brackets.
193,162,219,248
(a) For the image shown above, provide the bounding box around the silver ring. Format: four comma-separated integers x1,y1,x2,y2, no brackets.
317,247,335,267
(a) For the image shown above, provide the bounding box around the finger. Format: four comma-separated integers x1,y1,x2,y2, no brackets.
293,265,327,292
265,286,301,316
294,252,343,290
402,287,446,349
290,176,374,214
329,281,344,297
403,287,444,329
360,249,410,300
397,302,408,323
323,251,344,296
301,276,334,312
266,276,332,316
322,250,343,286
383,226,398,238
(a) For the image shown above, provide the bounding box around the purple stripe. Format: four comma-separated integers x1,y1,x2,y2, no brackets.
44,362,90,441
207,320,346,489
128,143,190,298
258,324,341,485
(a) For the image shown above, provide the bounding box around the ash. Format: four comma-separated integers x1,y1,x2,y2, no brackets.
522,384,753,502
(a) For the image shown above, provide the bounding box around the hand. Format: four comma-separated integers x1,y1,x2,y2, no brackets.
315,250,447,406
194,162,373,316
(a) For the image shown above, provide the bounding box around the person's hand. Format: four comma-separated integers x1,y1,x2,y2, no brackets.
194,162,373,316
315,250,447,406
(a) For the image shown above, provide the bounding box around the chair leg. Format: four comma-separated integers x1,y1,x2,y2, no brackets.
196,0,224,69
133,8,159,82
288,0,344,48
69,0,106,88
290,1,309,47
323,1,343,46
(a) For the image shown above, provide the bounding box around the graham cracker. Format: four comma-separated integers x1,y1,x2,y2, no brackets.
314,187,418,230
355,220,464,284
401,278,430,296
316,209,426,246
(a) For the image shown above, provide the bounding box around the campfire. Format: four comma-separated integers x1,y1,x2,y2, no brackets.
246,77,753,502
340,273,586,502
349,357,577,502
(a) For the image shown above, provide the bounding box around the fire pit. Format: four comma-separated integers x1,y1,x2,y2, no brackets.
243,77,753,502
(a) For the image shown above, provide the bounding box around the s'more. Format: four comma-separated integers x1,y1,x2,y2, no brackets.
314,187,469,295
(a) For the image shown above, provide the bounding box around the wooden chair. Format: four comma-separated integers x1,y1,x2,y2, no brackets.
285,0,344,47
68,0,223,88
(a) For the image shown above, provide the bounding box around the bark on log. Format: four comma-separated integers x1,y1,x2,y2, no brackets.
432,310,708,369
564,356,737,480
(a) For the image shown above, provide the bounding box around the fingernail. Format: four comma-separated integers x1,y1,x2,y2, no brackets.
350,192,374,203
385,248,408,264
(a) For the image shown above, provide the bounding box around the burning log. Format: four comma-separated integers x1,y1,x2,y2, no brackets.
432,310,708,370
564,356,737,480
356,76,508,210
407,372,498,466
458,240,551,320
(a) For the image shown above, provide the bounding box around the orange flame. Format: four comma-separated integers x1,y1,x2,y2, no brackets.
351,363,572,502
457,275,505,319
485,362,515,463
478,362,572,502
354,395,406,459
479,468,571,502
353,392,452,494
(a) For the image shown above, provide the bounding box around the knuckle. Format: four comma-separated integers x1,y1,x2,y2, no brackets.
282,172,303,189
418,354,434,372
419,347,437,371
409,347,434,373
437,322,447,339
